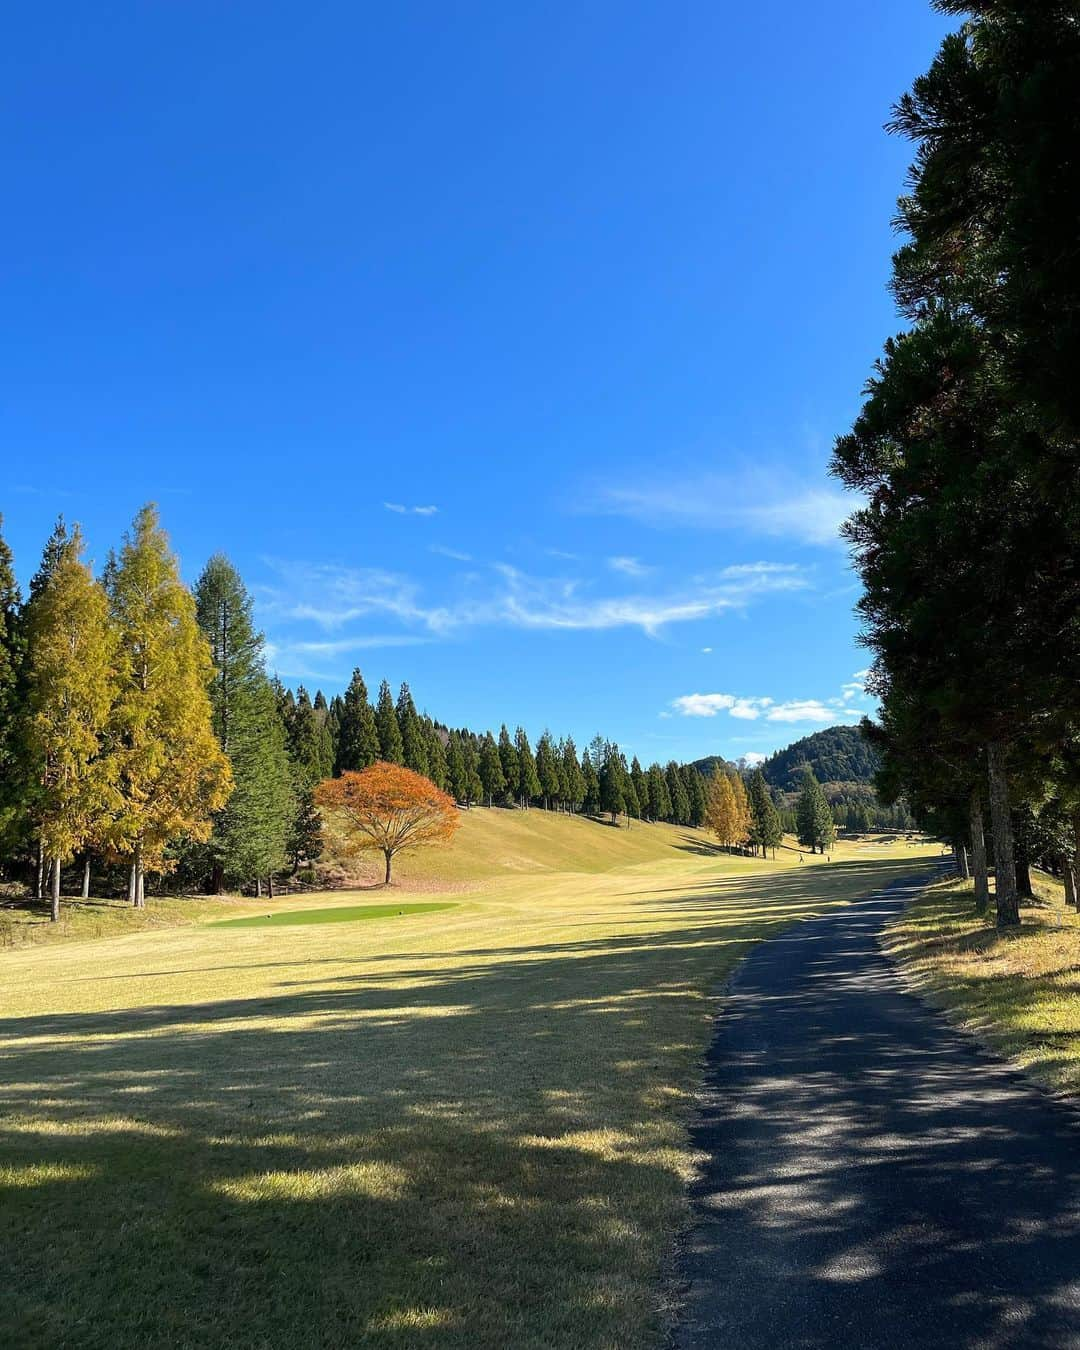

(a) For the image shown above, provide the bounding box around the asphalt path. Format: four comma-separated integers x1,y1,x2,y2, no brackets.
671,870,1080,1349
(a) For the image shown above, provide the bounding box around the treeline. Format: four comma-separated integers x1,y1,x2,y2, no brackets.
831,3,1080,927
0,505,729,917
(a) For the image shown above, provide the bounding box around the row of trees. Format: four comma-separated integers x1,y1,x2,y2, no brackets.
831,2,1080,927
2,506,801,914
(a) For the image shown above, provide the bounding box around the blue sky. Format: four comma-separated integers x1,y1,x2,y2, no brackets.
3,1,951,765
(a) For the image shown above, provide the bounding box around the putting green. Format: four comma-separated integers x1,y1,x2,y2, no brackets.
214,901,457,928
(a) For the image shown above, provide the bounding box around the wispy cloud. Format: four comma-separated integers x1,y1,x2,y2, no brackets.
429,544,472,562
256,556,809,644
589,468,853,547
384,502,439,516
607,555,652,578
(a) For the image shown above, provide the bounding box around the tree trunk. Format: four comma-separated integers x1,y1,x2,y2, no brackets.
1073,813,1080,912
1064,862,1076,912
986,743,1019,928
268,874,275,899
256,877,262,899
971,789,990,917
35,841,44,900
211,864,225,896
957,845,970,880
50,857,61,923
82,856,91,899
127,861,136,905
384,851,392,885
134,839,145,909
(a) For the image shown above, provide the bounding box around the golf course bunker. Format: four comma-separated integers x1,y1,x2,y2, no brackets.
215,901,458,929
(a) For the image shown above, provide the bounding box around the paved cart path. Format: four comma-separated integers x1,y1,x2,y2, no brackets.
672,872,1080,1350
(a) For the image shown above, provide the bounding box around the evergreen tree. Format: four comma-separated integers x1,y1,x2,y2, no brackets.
396,682,429,778
683,766,707,828
647,763,671,822
498,724,519,802
581,752,601,816
107,505,232,905
561,736,584,812
599,744,626,823
193,555,292,892
335,668,380,773
446,730,467,804
666,762,690,826
623,760,641,820
312,689,336,779
630,756,647,822
288,687,326,782
747,768,783,858
22,528,117,920
515,727,540,807
423,717,449,791
0,516,24,853
462,733,483,807
796,768,834,854
375,679,404,764
288,783,323,870
535,731,560,809
478,731,506,805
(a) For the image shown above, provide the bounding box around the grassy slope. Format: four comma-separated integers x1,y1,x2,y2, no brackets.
0,815,939,1348
884,872,1080,1099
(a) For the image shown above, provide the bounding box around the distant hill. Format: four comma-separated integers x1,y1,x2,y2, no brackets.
760,725,878,794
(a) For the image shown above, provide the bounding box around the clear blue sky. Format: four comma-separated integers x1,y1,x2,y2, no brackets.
3,1,951,765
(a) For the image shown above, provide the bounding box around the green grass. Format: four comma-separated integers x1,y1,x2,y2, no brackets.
214,901,458,928
0,815,939,1348
884,872,1080,1098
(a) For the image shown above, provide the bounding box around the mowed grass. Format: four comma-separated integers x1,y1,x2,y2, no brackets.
215,902,458,928
884,872,1080,1097
0,815,939,1348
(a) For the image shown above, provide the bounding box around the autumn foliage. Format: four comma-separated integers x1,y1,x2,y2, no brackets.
315,762,459,884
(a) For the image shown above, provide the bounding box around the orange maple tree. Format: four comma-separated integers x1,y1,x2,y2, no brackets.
314,762,459,885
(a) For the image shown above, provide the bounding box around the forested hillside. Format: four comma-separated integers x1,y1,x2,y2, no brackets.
761,726,879,793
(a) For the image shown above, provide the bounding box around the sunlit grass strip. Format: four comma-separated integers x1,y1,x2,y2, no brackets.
213,901,457,928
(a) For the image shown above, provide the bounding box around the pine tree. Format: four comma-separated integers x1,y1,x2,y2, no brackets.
515,727,540,807
684,766,707,828
498,724,520,802
581,752,601,816
107,505,232,905
666,762,690,826
462,734,483,807
375,680,404,764
646,763,670,822
23,528,117,920
0,516,24,853
446,730,467,804
561,736,584,813
423,718,449,791
396,682,429,778
335,668,380,773
535,731,560,809
312,690,336,779
599,744,626,824
193,556,292,892
288,687,325,782
478,732,506,805
747,768,783,858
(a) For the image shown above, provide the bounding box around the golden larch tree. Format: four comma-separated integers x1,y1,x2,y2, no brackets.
107,505,232,905
23,527,117,921
315,762,458,885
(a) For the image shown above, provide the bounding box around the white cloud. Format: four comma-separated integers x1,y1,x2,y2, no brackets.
672,687,866,725
384,502,438,516
701,646,713,654
742,751,767,767
591,469,854,546
607,555,652,578
430,544,472,562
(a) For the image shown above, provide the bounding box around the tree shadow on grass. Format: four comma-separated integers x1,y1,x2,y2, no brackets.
0,857,938,1349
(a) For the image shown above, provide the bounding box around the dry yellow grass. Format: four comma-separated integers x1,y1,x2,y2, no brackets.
884,872,1080,1098
0,814,939,1348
